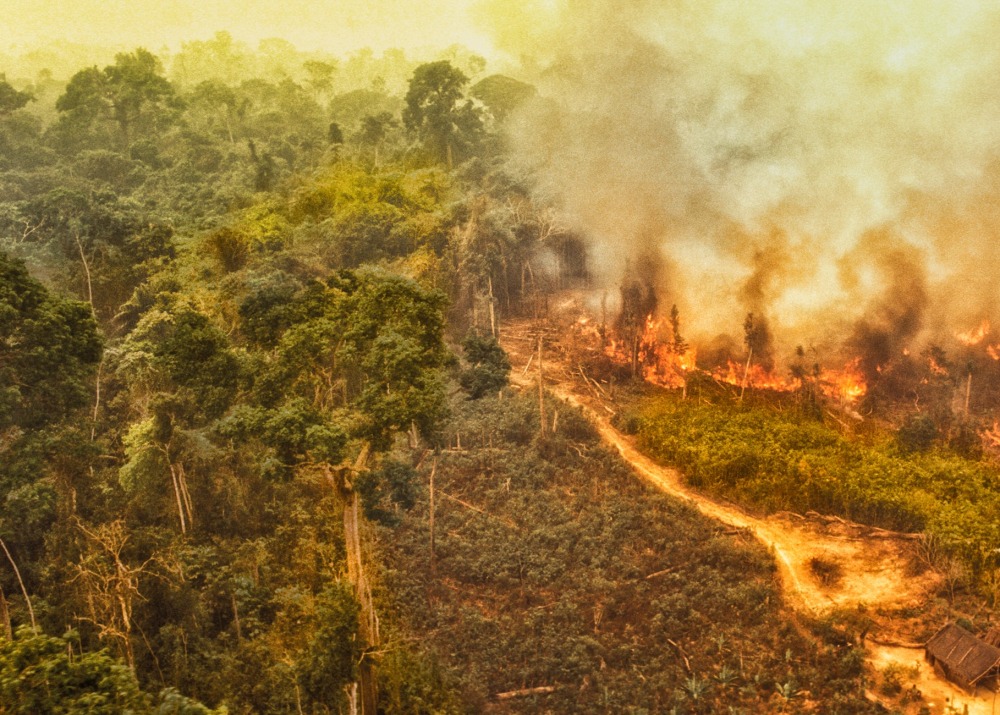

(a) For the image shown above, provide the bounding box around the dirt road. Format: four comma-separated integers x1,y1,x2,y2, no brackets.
502,327,996,715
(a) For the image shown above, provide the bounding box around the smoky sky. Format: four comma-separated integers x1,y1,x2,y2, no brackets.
487,0,1000,359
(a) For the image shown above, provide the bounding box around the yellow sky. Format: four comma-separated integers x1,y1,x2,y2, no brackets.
1,0,497,55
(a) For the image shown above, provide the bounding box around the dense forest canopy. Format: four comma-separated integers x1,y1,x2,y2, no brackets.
0,35,591,713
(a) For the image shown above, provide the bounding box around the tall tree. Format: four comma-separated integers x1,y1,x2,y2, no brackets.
403,61,483,168
234,268,449,713
56,49,179,148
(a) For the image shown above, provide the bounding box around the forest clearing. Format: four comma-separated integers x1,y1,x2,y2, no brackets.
501,313,999,715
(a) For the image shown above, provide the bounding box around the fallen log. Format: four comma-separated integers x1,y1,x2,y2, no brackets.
495,686,557,700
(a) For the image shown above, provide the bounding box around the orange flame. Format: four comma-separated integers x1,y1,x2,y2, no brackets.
956,319,990,346
584,310,867,405
819,358,867,404
599,313,697,389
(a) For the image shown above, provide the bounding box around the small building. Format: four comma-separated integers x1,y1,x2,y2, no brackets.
925,623,1000,692
985,627,1000,649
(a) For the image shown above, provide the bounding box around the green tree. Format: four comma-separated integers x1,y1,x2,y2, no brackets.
303,60,337,100
459,331,510,399
237,267,449,713
403,61,483,168
0,627,149,714
0,252,101,430
12,188,175,323
0,79,34,116
470,74,536,123
0,627,221,714
357,111,398,167
56,48,179,147
187,79,242,144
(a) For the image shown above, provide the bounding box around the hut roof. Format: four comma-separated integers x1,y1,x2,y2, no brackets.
984,627,1000,649
926,623,1000,688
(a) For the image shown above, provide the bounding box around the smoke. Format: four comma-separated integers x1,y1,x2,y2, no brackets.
480,0,1000,366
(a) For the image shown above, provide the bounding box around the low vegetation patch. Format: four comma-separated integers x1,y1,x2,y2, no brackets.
377,394,881,714
629,392,1000,600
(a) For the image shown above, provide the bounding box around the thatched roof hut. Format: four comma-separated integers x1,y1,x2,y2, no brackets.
925,623,1000,692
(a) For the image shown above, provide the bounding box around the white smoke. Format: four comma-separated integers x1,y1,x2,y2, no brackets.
483,0,1000,358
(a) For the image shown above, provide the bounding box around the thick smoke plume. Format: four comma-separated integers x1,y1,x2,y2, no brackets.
482,0,1000,367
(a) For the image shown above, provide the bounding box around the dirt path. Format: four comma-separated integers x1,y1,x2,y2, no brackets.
502,327,996,715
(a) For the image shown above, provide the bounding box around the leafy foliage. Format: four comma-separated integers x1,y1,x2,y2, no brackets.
631,393,1000,595
0,251,101,429
403,61,483,166
458,331,510,398
0,627,220,714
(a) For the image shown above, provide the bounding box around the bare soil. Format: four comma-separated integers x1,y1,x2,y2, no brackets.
500,317,998,715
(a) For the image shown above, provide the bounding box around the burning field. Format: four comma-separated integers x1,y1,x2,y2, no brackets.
556,278,1000,453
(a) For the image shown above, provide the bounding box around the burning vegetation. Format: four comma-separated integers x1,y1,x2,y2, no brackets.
560,264,1000,456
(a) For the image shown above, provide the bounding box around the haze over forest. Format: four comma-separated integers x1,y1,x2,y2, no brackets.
1,2,1000,713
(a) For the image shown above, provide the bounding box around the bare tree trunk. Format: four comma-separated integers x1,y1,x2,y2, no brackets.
740,347,753,403
0,583,12,639
177,462,194,530
488,276,497,338
429,459,436,571
335,446,379,714
345,682,359,715
167,462,187,534
73,230,95,314
91,358,103,441
0,538,35,629
965,372,973,415
538,335,546,439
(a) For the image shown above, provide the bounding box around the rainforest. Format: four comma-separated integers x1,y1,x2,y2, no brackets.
2,3,1000,714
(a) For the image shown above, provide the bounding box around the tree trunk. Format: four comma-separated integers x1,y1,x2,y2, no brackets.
0,583,12,639
429,459,436,571
167,461,188,535
538,335,546,439
0,538,35,629
73,230,95,314
91,358,103,441
488,276,497,338
335,446,379,715
740,347,753,402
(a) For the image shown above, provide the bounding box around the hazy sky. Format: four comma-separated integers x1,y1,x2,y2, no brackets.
2,0,497,55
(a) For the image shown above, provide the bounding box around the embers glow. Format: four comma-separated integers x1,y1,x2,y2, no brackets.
819,359,867,404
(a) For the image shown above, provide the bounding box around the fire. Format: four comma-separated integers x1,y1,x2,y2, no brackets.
927,355,949,376
706,358,867,405
956,319,990,346
711,361,801,392
819,359,867,404
598,313,697,389
575,309,868,406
